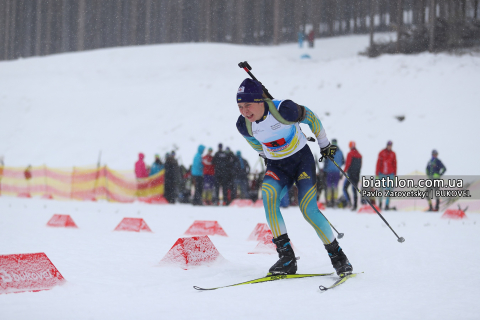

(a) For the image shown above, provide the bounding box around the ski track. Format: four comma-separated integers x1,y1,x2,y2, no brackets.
0,197,479,320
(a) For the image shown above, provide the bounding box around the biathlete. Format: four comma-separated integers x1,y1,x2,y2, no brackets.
236,78,353,276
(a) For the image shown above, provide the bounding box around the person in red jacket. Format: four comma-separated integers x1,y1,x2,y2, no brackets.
343,141,362,211
135,153,149,179
202,148,215,205
375,141,397,210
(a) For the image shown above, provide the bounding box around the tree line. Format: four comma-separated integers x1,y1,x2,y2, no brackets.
1,0,479,61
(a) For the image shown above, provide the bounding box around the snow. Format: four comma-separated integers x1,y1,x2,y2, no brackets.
1,34,480,319
1,197,479,319
1,33,479,174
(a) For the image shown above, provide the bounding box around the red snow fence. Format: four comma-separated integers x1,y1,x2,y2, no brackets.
114,218,152,232
317,202,326,210
184,220,228,237
357,204,381,214
159,236,224,269
0,253,66,294
248,230,276,254
230,199,253,207
247,223,270,241
47,214,78,228
442,209,467,220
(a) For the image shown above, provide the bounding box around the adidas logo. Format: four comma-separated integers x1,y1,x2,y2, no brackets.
297,172,310,181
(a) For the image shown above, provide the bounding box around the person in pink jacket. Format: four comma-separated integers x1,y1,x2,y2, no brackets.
135,153,149,179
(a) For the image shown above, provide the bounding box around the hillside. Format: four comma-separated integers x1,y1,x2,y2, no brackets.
1,34,479,175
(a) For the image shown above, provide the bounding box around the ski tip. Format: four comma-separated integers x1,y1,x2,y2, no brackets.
319,285,328,292
193,286,207,291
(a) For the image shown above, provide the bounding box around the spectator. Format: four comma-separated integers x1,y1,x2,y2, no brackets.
191,145,205,205
298,29,304,48
177,164,192,203
234,150,250,199
249,171,264,203
135,153,148,179
164,152,179,204
149,154,163,176
225,147,239,203
323,139,344,207
24,165,32,197
202,148,215,205
426,149,446,211
316,167,326,202
376,140,397,210
343,141,362,211
213,143,229,205
307,29,315,48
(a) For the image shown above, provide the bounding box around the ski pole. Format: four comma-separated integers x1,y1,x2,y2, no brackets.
327,157,405,243
238,61,274,99
326,218,344,239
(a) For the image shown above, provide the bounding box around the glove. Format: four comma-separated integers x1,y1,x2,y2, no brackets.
319,143,338,162
433,173,441,179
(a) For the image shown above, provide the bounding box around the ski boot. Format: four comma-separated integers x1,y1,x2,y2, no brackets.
269,234,297,275
325,239,353,277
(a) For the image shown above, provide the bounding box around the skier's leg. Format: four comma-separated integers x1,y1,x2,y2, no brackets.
296,162,335,245
261,170,290,238
343,179,351,205
385,173,393,209
296,153,352,276
262,167,296,274
351,179,358,209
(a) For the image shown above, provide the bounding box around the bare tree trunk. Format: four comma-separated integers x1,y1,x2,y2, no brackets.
9,0,17,59
204,0,211,42
114,0,122,46
145,0,152,44
429,0,436,52
44,0,53,55
273,0,280,44
253,0,262,45
370,0,375,47
0,1,6,60
176,0,183,42
396,0,403,53
77,0,86,51
475,0,479,19
312,0,321,38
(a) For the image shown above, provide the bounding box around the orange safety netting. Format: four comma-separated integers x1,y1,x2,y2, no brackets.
0,165,164,203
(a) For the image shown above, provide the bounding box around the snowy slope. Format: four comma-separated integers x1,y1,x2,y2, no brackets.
1,33,480,174
1,197,479,320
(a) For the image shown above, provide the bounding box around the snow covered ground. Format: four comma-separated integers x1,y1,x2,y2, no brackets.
1,34,480,319
1,33,479,174
1,196,479,320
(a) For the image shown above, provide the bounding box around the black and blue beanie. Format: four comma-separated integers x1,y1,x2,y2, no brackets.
237,78,264,103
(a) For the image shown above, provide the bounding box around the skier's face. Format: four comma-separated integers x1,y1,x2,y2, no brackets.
238,102,264,122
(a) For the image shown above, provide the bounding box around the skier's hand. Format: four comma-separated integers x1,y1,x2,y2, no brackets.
319,143,338,162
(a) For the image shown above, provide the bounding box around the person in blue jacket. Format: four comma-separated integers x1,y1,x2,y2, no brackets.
236,78,353,277
426,149,446,211
149,154,163,176
191,145,205,205
323,139,344,207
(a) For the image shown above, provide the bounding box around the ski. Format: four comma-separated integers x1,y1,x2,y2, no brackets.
318,272,363,292
194,272,334,291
